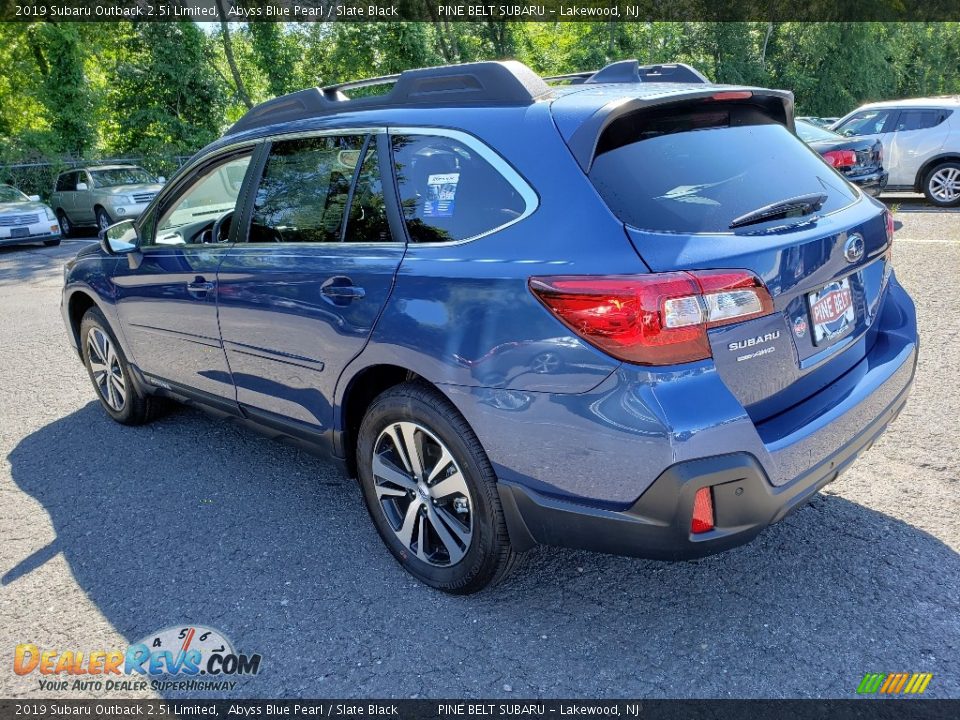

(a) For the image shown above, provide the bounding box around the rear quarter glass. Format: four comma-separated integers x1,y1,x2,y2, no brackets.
588,103,857,234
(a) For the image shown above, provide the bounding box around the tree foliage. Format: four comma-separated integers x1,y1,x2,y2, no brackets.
2,20,960,186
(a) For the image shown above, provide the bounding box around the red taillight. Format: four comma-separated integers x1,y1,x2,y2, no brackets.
528,270,774,366
822,149,858,168
691,487,715,534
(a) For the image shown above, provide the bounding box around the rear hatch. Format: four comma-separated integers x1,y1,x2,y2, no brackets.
564,92,892,421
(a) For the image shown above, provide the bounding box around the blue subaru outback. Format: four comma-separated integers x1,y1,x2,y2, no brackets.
62,60,918,593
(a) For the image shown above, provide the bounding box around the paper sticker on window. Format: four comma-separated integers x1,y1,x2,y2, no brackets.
424,173,459,218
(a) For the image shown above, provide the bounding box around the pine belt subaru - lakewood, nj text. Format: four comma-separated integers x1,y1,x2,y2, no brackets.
61,60,918,593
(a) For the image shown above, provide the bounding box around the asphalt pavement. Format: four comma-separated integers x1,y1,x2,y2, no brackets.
1,202,958,699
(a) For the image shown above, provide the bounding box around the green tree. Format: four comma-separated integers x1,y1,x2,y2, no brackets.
25,22,95,156
107,22,226,172
249,22,300,98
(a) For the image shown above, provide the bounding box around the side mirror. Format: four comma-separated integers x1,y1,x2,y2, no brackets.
157,176,166,184
100,218,139,255
28,194,40,202
76,182,88,191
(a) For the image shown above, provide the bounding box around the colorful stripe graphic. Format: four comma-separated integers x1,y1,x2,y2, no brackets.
857,673,933,694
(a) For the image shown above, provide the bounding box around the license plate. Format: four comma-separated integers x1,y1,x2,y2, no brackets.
807,277,855,345
10,227,29,238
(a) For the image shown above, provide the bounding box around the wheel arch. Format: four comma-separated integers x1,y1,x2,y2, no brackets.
914,153,960,192
337,363,461,479
66,289,99,350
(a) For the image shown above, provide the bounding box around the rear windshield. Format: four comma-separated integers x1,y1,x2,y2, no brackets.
589,104,856,234
795,119,843,142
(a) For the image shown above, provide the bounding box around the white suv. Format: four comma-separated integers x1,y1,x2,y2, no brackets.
832,97,960,207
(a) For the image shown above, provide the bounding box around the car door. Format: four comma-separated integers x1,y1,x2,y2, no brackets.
111,148,257,406
216,131,405,435
884,109,952,186
54,171,77,218
74,170,96,224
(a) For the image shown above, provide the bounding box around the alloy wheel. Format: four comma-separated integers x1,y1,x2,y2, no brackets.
371,421,474,566
929,167,960,203
86,327,126,411
98,212,111,232
59,213,71,234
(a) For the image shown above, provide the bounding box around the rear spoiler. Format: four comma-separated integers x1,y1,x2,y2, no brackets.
566,87,795,173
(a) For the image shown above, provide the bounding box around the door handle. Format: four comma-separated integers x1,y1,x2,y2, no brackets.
321,277,366,303
186,277,215,298
321,285,366,299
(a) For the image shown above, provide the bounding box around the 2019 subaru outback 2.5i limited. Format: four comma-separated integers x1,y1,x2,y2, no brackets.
62,60,918,593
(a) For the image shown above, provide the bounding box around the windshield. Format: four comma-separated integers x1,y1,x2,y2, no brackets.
795,120,844,143
89,167,155,187
588,106,856,234
0,186,29,203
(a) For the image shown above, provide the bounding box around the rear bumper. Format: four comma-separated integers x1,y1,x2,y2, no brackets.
847,169,888,196
495,277,917,560
500,374,911,559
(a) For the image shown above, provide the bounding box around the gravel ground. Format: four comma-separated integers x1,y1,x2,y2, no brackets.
1,202,958,700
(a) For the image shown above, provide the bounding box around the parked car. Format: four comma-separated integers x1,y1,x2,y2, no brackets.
797,116,838,128
796,119,887,195
0,184,60,247
50,164,165,236
831,97,960,206
62,60,917,593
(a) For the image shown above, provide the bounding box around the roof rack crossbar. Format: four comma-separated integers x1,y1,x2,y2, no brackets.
542,71,597,85
324,74,401,95
545,60,710,86
227,60,550,136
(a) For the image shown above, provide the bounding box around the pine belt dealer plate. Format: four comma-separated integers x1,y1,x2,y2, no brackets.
807,276,856,346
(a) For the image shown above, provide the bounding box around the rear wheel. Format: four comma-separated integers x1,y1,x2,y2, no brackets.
923,162,960,207
56,211,74,238
80,307,157,425
356,382,519,594
42,238,60,247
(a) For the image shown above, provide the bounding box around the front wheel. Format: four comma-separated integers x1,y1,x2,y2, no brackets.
356,382,520,594
80,307,158,425
56,211,74,238
923,162,960,207
96,208,113,233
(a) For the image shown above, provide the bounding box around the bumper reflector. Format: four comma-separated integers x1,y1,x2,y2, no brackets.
691,487,715,534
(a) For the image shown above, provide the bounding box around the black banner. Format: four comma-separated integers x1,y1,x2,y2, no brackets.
5,0,960,23
0,700,957,720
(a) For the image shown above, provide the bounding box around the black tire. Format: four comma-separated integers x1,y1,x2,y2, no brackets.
43,238,61,247
79,307,158,425
922,161,960,208
56,210,74,238
96,207,113,233
356,382,520,594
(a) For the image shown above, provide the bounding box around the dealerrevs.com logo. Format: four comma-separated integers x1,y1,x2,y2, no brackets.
13,625,261,693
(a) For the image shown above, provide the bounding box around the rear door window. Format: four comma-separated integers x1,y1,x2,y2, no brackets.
249,135,364,244
588,104,857,234
390,134,527,243
56,172,76,192
344,141,393,243
895,110,949,131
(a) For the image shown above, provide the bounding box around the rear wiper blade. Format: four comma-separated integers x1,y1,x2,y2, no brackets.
729,193,828,230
